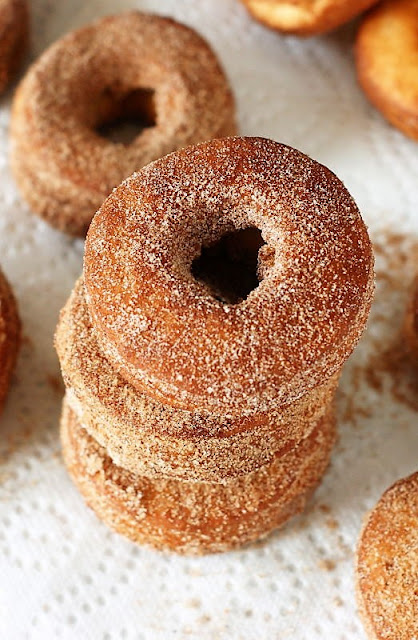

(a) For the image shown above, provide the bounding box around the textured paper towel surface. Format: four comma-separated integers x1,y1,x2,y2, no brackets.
0,1,417,639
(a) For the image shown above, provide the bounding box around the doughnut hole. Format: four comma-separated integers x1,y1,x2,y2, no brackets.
95,87,156,145
191,227,275,304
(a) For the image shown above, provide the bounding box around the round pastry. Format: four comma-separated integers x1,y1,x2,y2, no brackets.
10,12,237,236
84,136,374,417
56,277,339,482
404,277,418,359
61,399,336,555
356,472,418,639
356,0,418,141
0,0,28,93
0,268,20,413
239,0,379,36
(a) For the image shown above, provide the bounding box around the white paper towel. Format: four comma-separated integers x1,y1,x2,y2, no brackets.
0,1,417,638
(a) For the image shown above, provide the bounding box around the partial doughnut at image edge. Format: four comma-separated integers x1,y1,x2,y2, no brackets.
355,0,418,141
0,268,20,414
0,0,29,94
239,0,380,36
356,471,418,640
404,277,418,359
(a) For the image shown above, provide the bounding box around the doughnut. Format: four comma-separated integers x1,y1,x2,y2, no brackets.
239,0,379,36
0,268,20,413
55,277,339,482
10,12,237,236
61,398,336,555
84,136,374,417
356,0,418,141
356,472,418,639
404,277,418,359
0,0,28,93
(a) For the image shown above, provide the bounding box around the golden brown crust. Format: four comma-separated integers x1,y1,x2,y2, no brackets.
404,277,418,359
10,11,237,236
0,268,20,413
84,136,374,416
356,472,418,640
356,0,418,141
61,399,336,555
0,0,28,94
240,0,379,36
56,277,339,482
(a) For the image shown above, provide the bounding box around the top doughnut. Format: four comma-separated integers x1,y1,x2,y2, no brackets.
84,137,374,416
10,12,237,236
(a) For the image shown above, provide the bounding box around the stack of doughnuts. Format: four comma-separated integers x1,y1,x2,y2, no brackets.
10,12,237,236
56,136,374,554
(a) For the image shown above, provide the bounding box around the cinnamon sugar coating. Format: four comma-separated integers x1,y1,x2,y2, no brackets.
239,0,379,36
356,472,418,639
10,12,236,236
0,0,28,93
404,277,418,359
61,399,336,555
56,278,339,482
356,0,418,141
84,137,374,416
0,268,20,413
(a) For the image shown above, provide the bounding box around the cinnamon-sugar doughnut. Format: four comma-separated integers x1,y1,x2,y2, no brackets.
84,137,374,417
239,0,379,36
61,398,336,555
0,0,28,93
356,472,418,639
10,12,237,236
0,268,20,413
404,277,418,359
56,277,339,482
356,0,418,141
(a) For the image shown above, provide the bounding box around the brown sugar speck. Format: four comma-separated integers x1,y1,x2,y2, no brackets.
325,517,339,531
318,558,336,571
46,373,64,395
20,333,33,349
318,503,332,514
